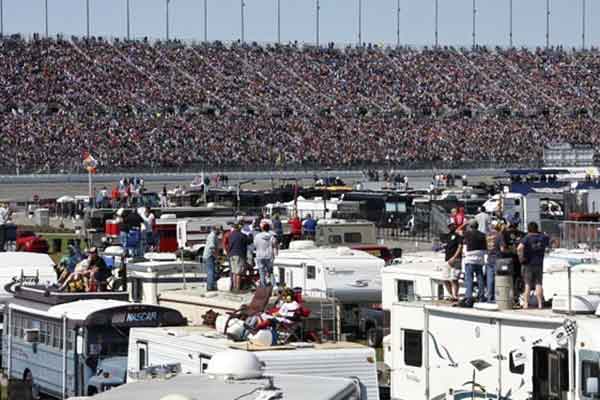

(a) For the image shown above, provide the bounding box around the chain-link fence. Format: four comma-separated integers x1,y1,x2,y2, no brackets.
560,220,600,250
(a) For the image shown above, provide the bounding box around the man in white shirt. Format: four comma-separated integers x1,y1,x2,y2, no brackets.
253,222,278,288
474,207,490,234
138,206,156,253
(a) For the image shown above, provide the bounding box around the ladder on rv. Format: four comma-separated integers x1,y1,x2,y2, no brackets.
319,289,338,342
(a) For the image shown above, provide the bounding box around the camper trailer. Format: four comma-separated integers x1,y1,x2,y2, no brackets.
386,299,600,400
273,245,383,335
126,325,379,400
127,254,206,304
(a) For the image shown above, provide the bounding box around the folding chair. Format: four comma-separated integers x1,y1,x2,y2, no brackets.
224,285,273,335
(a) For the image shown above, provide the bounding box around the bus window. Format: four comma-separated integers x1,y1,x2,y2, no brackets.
344,232,362,243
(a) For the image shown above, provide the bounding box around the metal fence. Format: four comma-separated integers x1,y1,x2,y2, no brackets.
560,220,600,249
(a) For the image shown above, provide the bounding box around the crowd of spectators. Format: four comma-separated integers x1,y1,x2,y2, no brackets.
1,34,600,173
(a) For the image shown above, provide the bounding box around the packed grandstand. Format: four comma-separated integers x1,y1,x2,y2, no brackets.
1,34,599,173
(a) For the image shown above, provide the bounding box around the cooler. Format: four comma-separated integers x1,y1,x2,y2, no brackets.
156,220,177,252
105,219,120,237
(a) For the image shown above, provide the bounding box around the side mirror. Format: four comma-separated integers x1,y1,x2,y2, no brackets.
587,377,599,395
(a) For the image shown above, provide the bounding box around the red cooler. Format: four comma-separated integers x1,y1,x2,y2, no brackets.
105,219,120,237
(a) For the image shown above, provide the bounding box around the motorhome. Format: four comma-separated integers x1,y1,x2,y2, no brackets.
263,196,343,220
125,325,379,400
386,298,600,400
314,219,378,247
2,286,187,398
73,350,365,400
273,245,383,334
127,253,206,305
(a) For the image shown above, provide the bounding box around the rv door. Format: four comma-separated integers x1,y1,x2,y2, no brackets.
136,341,148,371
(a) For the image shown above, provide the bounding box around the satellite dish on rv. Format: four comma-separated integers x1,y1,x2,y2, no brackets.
205,350,264,380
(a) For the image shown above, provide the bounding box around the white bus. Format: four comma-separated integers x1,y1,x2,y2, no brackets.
2,286,187,399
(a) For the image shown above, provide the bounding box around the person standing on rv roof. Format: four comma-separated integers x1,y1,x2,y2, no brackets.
475,207,490,234
139,206,156,253
203,225,221,291
485,221,504,303
462,220,487,306
443,222,462,302
227,223,248,292
302,214,317,240
289,214,302,241
272,214,284,245
254,222,279,288
517,222,550,309
501,216,525,301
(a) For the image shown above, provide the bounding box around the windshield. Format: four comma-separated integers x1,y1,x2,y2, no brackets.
87,327,130,357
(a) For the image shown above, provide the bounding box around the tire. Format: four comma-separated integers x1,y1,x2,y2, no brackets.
367,327,383,348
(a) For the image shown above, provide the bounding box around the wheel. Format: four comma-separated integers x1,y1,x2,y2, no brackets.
367,327,383,348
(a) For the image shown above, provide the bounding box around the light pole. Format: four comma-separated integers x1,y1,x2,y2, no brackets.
509,0,513,47
396,0,400,47
358,0,362,46
434,0,439,47
1,0,4,37
472,0,476,49
45,0,49,38
204,0,207,42
545,0,550,48
582,0,586,50
316,0,320,46
86,0,90,38
241,0,245,43
126,0,131,40
166,0,170,41
277,0,281,44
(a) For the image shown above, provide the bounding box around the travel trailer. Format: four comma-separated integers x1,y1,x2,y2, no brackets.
386,299,600,400
273,245,383,335
2,286,186,398
127,254,206,304
263,196,343,220
73,350,365,400
126,325,379,400
314,219,377,247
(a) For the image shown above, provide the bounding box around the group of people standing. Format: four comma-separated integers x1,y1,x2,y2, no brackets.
203,218,279,292
444,209,549,309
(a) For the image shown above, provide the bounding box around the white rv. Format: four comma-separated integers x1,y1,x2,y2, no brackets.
75,350,364,400
387,299,600,400
126,325,379,400
126,254,206,305
264,196,343,220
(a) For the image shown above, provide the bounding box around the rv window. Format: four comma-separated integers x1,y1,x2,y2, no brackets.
343,232,362,243
404,330,423,367
397,280,415,302
385,203,397,213
199,353,212,374
138,348,147,371
328,235,342,244
307,266,316,280
582,360,600,398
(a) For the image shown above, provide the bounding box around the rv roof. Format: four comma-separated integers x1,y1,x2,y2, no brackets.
133,325,368,351
317,219,371,225
277,247,384,264
401,301,600,324
0,252,55,270
87,372,357,400
47,299,130,320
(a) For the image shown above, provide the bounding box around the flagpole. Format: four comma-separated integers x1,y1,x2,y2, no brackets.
86,0,90,38
126,0,131,40
204,0,208,42
45,0,49,38
166,0,170,41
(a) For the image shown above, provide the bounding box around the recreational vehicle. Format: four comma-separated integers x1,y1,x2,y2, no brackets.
2,286,186,398
273,245,383,335
126,325,379,400
386,299,600,400
73,350,364,400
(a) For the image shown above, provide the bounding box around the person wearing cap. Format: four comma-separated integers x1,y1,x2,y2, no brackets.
203,225,221,291
443,222,462,301
253,222,278,288
461,220,487,306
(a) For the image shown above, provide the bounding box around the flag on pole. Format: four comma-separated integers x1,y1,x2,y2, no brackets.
83,152,98,174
